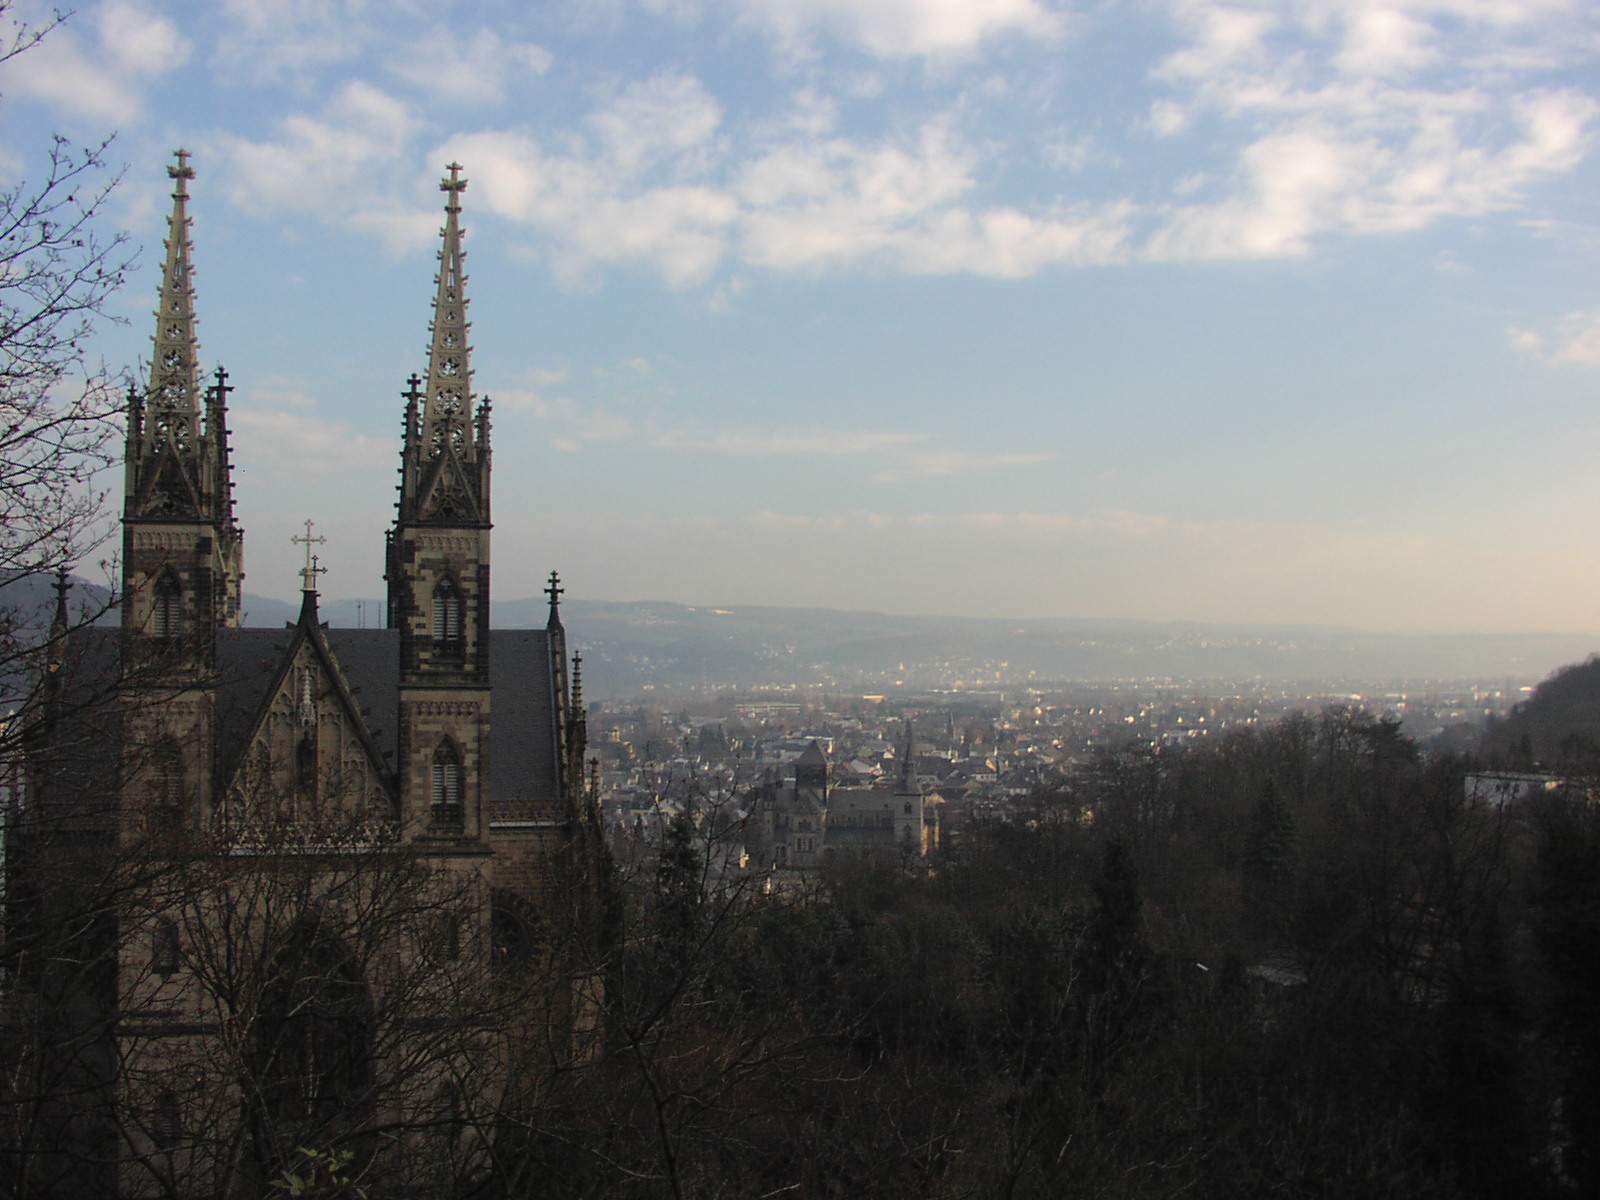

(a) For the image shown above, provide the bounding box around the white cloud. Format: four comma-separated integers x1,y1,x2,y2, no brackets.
1144,0,1598,261
211,82,436,252
389,28,552,107
1510,308,1600,364
654,428,925,455
511,389,1057,478
498,390,639,451
1550,310,1600,364
589,72,724,174
213,0,373,79
869,448,1059,482
731,0,1063,57
98,0,188,76
450,108,1131,283
3,0,189,122
1507,325,1544,353
232,407,392,481
185,0,1592,284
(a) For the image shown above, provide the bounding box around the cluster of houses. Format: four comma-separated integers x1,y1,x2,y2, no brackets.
595,709,1077,875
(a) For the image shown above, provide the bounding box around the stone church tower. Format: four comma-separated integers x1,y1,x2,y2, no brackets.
119,149,244,830
386,163,494,846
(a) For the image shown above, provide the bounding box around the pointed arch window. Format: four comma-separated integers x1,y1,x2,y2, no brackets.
296,732,318,809
152,574,182,639
152,1088,182,1151
433,578,464,652
431,743,464,831
150,741,183,830
254,921,372,1128
152,918,180,978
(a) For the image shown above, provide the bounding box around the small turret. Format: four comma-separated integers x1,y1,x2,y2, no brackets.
567,650,588,797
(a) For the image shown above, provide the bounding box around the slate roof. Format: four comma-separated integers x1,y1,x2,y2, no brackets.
210,625,563,801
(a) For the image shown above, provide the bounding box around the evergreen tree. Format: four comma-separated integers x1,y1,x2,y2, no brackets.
1529,797,1600,1194
1242,779,1297,937
654,808,704,969
1077,839,1156,1088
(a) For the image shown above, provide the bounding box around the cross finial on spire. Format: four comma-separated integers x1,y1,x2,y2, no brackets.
168,148,194,193
545,570,563,608
441,161,467,209
51,566,70,636
292,519,328,592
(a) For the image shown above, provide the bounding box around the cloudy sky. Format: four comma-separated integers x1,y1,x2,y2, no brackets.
4,0,1599,631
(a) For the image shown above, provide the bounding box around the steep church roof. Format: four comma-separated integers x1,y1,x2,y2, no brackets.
213,626,563,802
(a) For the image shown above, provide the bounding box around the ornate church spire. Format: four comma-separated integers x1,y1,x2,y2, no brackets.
122,150,244,647
399,162,489,525
128,149,208,518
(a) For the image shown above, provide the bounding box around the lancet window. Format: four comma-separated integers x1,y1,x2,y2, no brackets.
432,577,463,648
152,574,182,639
150,741,183,830
431,742,464,830
152,918,180,977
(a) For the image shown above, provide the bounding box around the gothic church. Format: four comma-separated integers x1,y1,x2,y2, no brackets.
121,148,591,914
17,152,597,1196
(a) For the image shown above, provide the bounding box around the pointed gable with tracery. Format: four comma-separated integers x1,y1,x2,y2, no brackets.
220,591,398,841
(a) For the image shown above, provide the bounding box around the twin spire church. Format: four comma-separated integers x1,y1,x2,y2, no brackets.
120,149,591,921
6,152,598,1195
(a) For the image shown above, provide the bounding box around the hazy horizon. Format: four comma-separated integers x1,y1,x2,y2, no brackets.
249,588,1600,642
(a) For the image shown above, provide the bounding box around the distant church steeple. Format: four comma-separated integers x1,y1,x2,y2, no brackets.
123,149,243,649
897,720,918,794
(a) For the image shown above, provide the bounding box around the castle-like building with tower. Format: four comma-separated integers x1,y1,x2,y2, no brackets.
17,152,599,1195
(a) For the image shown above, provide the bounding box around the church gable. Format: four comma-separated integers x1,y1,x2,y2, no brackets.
221,622,397,838
132,448,204,517
417,451,483,524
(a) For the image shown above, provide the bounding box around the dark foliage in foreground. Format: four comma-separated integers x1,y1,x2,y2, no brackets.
487,706,1592,1200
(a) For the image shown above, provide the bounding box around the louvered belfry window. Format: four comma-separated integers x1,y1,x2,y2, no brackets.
433,578,463,646
431,743,464,830
152,574,182,639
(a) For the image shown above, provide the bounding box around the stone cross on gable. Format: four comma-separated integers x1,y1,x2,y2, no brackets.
292,519,327,592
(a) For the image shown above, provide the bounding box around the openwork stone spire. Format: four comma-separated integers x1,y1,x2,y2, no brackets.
122,150,244,645
424,161,474,461
130,149,208,517
399,162,489,525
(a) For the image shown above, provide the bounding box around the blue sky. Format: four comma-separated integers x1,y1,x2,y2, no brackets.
4,0,1599,632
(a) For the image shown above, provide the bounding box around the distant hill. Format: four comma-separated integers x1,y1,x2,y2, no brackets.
1482,656,1600,765
241,593,1599,699
0,573,115,633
